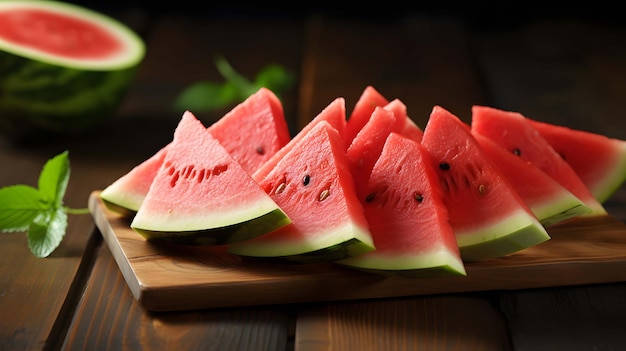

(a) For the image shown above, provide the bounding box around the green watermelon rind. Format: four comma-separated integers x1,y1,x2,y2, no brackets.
133,208,291,246
0,1,145,70
592,143,626,204
456,209,551,261
337,248,467,277
227,222,375,261
531,190,591,228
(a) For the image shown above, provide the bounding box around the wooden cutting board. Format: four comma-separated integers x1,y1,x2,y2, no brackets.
89,190,626,312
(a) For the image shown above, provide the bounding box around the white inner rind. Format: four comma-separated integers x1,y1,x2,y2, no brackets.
0,1,145,70
131,196,282,232
592,142,626,203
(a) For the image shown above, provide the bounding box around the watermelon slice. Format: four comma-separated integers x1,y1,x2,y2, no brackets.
344,85,389,146
130,111,290,245
100,87,290,216
209,87,290,174
100,146,168,217
383,98,423,142
346,106,398,199
472,133,590,227
471,105,607,217
252,97,347,183
527,119,626,204
338,132,466,276
0,0,145,138
228,121,375,263
421,106,550,261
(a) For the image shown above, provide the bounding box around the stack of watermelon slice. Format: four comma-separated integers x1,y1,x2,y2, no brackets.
99,86,626,278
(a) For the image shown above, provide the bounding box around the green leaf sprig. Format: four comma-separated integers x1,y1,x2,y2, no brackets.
0,151,89,258
173,55,296,113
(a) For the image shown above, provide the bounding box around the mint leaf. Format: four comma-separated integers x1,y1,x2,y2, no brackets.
0,150,88,258
38,150,70,207
254,64,296,96
174,56,295,113
28,208,67,258
174,81,239,112
0,185,47,232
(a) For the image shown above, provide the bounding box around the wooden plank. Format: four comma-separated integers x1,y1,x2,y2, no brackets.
295,295,512,351
62,239,293,351
90,190,626,311
499,283,626,351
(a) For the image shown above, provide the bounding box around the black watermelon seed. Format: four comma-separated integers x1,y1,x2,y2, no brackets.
439,162,450,171
303,174,311,186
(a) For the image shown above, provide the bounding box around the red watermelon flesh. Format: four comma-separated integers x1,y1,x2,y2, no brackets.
100,87,289,216
100,145,168,216
347,106,397,199
527,119,626,204
383,98,424,142
344,85,389,146
338,132,466,276
252,97,348,183
130,111,290,245
421,106,550,261
0,7,121,60
209,87,290,175
473,132,590,227
471,105,607,217
229,121,375,263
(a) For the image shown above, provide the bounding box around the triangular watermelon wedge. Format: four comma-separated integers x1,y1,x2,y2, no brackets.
472,132,591,227
346,106,398,199
383,98,423,142
130,111,290,245
338,132,466,276
421,106,550,261
527,119,626,204
252,97,347,183
471,105,607,217
100,87,290,216
344,85,390,146
228,121,375,263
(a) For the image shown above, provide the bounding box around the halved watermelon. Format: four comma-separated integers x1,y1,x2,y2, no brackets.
252,97,347,183
0,0,145,138
471,105,607,217
421,106,550,261
527,119,626,204
100,87,290,216
228,121,375,263
338,132,466,276
473,133,590,227
130,111,290,245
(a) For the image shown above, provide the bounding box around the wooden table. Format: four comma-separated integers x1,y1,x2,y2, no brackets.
2,4,626,350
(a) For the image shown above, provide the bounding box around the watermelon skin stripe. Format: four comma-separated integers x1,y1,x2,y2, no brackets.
0,51,138,134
